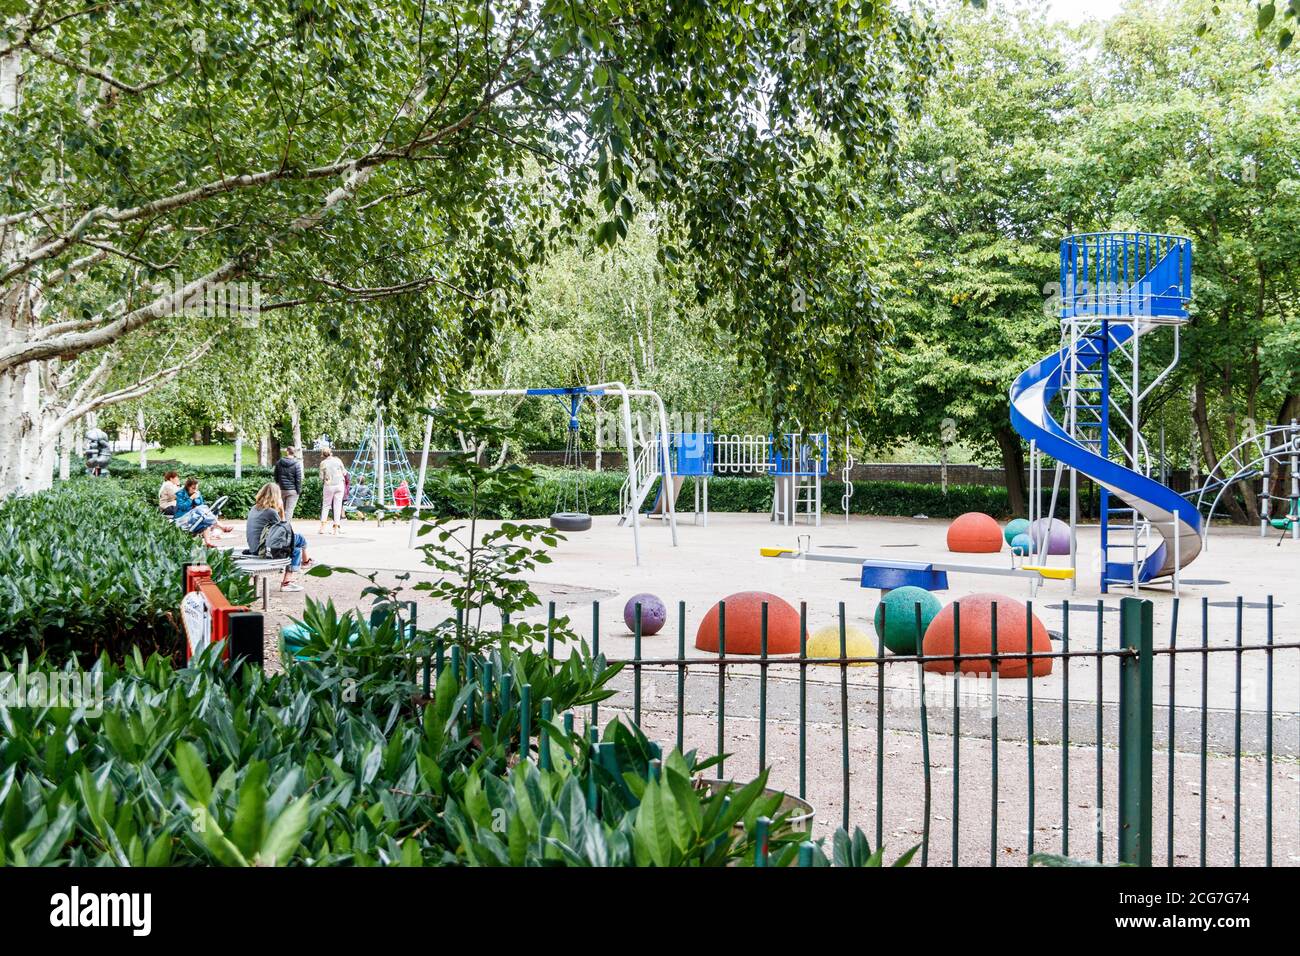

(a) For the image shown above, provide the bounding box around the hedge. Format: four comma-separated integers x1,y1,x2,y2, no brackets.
90,462,1012,523
105,459,274,481
0,481,253,662
421,467,1012,520
0,615,865,866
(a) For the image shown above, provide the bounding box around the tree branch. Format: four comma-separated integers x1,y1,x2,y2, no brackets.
0,260,242,372
45,336,216,441
26,39,185,95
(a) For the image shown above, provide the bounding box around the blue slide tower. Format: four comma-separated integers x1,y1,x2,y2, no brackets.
1010,232,1201,592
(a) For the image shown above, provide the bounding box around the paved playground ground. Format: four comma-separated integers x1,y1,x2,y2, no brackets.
223,507,1299,863
246,509,1298,713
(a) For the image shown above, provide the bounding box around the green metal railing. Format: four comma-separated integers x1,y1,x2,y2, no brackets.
414,592,1296,866
564,593,1297,867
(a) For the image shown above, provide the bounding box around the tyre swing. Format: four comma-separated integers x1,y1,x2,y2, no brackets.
551,393,593,532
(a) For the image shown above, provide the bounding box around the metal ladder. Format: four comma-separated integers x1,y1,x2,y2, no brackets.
1058,319,1154,589
771,473,821,526
617,435,661,526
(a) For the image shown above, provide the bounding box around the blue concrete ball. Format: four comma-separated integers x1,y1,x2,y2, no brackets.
1004,518,1030,546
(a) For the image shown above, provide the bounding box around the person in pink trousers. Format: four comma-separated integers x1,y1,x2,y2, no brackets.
318,447,348,534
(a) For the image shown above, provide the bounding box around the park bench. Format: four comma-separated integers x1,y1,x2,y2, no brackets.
230,552,292,610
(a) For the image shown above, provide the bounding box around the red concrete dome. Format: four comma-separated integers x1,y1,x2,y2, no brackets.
946,512,1004,553
695,591,801,654
921,593,1052,678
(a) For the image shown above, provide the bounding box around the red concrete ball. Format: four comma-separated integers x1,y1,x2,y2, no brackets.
695,591,801,655
921,593,1052,678
946,512,1005,553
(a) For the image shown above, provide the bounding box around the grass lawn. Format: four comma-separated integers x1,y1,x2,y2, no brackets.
114,443,237,467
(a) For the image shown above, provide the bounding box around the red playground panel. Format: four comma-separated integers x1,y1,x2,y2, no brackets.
181,564,264,668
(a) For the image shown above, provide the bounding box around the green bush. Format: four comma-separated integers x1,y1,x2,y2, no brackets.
104,459,274,481
425,468,1011,520
831,479,1012,520
0,482,253,662
76,470,323,521
0,610,907,866
95,461,1012,522
0,623,814,866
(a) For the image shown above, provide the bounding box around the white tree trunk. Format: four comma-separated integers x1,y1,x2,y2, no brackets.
290,400,303,453
17,358,45,491
137,408,147,469
58,424,72,481
0,319,24,496
234,430,244,479
0,42,30,497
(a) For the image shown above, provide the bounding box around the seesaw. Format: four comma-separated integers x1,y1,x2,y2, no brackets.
759,547,1074,592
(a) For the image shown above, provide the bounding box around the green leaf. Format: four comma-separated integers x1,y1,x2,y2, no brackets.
173,741,213,805
259,796,311,866
24,804,77,867
633,780,674,866
231,761,269,858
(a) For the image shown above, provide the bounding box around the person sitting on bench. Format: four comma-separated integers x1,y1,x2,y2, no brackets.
246,483,312,592
159,470,180,516
175,477,233,547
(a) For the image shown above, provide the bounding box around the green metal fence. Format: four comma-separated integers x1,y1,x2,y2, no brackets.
546,593,1297,867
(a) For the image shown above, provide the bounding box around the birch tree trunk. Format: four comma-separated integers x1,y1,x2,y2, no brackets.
137,409,148,470
0,293,28,495
0,39,34,496
234,431,244,479
58,425,73,481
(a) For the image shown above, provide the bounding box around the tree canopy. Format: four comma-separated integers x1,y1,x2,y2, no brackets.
0,0,946,492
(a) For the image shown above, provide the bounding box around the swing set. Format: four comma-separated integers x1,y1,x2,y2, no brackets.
408,383,678,565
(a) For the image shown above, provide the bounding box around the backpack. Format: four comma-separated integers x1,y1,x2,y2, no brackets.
258,517,295,559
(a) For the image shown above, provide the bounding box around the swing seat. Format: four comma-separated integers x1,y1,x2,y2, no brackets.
550,512,592,532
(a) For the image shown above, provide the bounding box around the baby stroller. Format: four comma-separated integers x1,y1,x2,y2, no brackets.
175,495,230,536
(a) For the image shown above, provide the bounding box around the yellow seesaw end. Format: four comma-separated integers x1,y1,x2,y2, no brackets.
1023,565,1076,580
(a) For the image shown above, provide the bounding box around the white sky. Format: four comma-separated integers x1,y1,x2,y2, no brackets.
1036,0,1127,24
933,0,1131,26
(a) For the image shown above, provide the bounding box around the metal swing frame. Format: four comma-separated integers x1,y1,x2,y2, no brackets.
408,383,677,566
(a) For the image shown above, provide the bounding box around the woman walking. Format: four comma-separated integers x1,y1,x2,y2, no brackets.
319,447,348,535
274,446,304,519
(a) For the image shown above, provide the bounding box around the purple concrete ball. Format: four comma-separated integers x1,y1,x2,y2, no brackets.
1029,517,1071,556
624,593,667,635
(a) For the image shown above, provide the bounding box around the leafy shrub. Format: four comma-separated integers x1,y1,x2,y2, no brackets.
95,451,1014,522
831,479,1012,519
0,629,812,866
415,469,1011,520
1,617,903,866
103,458,275,482
72,471,323,521
0,482,252,662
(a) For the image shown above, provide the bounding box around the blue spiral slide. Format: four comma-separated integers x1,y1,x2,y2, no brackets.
1008,234,1202,587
